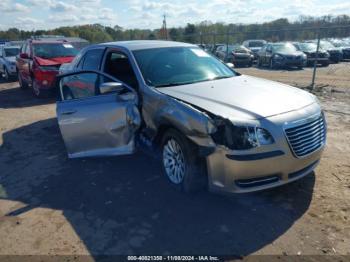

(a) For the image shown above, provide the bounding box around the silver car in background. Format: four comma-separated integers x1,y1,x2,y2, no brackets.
56,40,326,194
0,45,20,81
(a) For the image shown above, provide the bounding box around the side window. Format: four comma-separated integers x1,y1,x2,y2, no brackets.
81,49,104,70
71,51,83,69
103,51,138,89
25,44,31,56
60,73,99,101
21,43,27,54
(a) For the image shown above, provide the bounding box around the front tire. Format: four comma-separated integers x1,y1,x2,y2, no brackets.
3,68,10,82
32,79,49,98
161,129,207,193
18,71,28,89
257,57,262,67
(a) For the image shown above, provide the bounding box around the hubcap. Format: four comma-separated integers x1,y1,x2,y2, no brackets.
163,138,186,184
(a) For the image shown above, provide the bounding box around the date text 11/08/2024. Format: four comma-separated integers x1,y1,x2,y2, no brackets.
127,255,221,261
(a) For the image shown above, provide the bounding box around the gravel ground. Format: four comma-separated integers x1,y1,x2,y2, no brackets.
0,63,349,258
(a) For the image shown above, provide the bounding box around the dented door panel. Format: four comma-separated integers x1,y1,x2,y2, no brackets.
57,93,141,158
140,86,217,149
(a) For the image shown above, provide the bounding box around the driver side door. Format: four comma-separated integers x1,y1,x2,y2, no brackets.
56,70,141,158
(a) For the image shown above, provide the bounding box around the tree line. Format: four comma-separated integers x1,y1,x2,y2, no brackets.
1,15,350,44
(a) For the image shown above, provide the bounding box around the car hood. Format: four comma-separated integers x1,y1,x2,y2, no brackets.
34,56,75,66
158,75,316,120
276,51,304,56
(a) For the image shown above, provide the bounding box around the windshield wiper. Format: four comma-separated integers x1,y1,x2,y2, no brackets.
156,82,192,88
211,75,233,80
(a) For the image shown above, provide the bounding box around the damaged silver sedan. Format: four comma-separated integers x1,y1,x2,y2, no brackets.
56,41,327,193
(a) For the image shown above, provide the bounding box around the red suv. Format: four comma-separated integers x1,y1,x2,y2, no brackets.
16,38,79,98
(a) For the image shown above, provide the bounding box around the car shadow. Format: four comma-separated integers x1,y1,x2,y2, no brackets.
0,118,315,256
0,82,55,109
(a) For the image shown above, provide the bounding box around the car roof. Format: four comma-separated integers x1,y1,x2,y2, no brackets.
4,45,20,49
30,40,67,44
97,40,196,51
244,39,266,42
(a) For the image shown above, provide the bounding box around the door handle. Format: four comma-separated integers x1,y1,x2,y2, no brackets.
61,110,77,115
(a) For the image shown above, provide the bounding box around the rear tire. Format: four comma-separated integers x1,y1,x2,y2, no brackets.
161,129,207,193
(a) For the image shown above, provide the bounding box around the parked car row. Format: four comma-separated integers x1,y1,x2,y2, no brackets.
200,37,350,69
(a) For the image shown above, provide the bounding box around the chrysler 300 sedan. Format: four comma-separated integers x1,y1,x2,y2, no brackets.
56,41,326,194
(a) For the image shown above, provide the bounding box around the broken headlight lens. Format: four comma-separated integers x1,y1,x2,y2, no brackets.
233,126,274,150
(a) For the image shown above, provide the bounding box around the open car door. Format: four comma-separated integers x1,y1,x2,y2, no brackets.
56,70,141,158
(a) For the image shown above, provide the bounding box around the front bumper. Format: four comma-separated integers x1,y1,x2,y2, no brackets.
7,65,17,75
275,59,306,67
33,69,59,90
206,103,325,194
329,52,343,62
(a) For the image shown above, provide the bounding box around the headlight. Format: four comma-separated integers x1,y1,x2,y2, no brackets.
38,65,57,71
232,126,275,150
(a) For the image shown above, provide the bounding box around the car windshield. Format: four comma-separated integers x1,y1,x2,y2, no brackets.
232,45,250,53
33,43,79,59
272,43,297,53
248,41,265,48
4,47,20,57
298,43,318,52
331,40,350,47
320,41,336,49
133,47,237,88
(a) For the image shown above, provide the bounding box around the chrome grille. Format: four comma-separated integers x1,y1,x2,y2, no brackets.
285,114,326,157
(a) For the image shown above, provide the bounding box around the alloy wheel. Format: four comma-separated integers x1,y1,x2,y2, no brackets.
162,138,186,184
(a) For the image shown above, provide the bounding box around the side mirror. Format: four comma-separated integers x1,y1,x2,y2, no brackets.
20,53,29,59
99,82,124,95
226,62,234,68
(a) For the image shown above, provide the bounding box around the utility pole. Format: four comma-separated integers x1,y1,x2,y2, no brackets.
161,13,168,40
311,30,321,90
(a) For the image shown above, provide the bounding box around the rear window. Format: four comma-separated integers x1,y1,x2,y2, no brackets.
33,43,78,59
248,41,265,48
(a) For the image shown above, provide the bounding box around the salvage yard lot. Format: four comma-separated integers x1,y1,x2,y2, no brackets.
0,63,349,256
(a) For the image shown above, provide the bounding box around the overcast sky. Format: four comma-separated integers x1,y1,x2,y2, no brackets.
0,0,349,31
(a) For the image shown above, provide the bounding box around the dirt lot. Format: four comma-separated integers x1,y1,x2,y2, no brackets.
0,63,349,258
